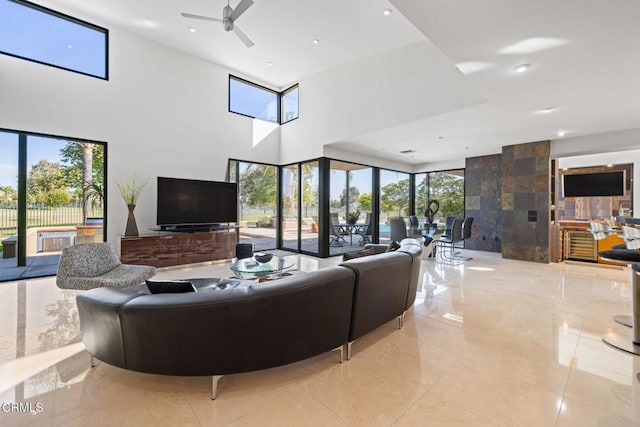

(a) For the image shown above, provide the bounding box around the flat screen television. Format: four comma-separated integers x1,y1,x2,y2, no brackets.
562,171,624,197
157,177,238,228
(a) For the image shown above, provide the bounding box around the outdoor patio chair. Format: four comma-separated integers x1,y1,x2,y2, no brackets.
330,213,347,246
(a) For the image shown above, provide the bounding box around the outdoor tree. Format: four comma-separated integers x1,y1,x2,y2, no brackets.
428,172,464,218
357,192,372,212
60,141,105,221
339,186,360,208
415,176,428,214
0,186,17,204
380,179,410,216
45,188,71,207
301,164,317,217
239,164,277,214
26,160,69,206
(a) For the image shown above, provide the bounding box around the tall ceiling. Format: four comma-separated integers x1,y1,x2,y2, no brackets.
41,0,640,165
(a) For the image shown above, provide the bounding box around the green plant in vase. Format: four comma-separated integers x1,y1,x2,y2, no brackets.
346,210,360,225
117,177,146,236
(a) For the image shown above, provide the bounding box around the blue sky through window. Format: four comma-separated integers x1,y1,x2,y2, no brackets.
0,0,107,78
0,131,66,188
282,86,299,123
229,77,279,123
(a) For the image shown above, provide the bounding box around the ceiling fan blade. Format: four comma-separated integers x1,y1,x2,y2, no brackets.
233,26,254,48
181,12,223,23
230,0,254,22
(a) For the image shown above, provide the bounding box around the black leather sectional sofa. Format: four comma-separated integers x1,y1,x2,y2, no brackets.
76,239,422,399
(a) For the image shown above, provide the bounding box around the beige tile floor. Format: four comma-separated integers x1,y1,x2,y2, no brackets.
1,251,640,426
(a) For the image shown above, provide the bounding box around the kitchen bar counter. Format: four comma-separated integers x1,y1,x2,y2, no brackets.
555,220,625,265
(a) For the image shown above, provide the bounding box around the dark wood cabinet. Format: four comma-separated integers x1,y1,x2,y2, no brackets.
120,231,235,268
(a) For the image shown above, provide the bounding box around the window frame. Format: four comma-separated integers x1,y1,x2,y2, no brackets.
0,0,109,80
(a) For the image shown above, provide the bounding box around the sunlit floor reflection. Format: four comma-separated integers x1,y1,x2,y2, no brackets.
1,250,640,426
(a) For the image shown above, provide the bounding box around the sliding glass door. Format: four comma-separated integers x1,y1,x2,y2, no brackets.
228,160,278,252
0,130,106,281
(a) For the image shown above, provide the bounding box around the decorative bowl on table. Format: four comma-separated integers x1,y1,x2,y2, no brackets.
254,252,273,263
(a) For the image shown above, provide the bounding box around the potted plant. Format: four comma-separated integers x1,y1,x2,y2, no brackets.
117,177,146,236
346,210,360,225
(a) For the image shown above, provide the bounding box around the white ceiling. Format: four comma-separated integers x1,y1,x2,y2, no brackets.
41,0,640,165
43,0,425,89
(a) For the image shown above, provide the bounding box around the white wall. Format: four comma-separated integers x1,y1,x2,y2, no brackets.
412,158,465,173
279,41,485,165
0,24,280,245
551,128,640,158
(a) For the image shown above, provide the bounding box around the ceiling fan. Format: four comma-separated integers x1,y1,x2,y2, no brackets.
181,0,255,48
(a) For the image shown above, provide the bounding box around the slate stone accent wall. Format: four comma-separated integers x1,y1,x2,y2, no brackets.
465,154,502,252
501,140,550,263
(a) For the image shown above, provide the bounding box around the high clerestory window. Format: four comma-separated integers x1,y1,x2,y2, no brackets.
281,84,299,124
0,0,108,80
228,75,299,125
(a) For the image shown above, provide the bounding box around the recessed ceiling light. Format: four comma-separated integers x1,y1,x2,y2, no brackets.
562,168,568,171
189,26,196,33
437,136,444,140
464,147,470,150
67,44,73,49
267,61,273,66
383,8,392,16
557,130,567,137
313,39,319,45
537,106,556,113
607,164,614,167
513,63,531,73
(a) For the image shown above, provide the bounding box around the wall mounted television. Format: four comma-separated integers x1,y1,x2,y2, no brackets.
157,177,238,229
562,171,625,197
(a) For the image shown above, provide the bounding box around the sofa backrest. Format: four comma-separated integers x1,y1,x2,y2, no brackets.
248,266,355,370
119,286,253,376
340,251,412,341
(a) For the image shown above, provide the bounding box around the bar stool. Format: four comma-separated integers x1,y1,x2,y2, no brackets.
598,232,640,355
588,221,632,327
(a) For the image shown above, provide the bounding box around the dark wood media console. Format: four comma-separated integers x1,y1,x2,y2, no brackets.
120,231,235,268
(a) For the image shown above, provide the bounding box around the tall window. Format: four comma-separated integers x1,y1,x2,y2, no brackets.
229,160,278,251
0,129,106,280
379,169,410,243
228,75,299,125
0,0,108,79
415,173,427,220
300,160,319,254
281,164,299,251
427,169,465,221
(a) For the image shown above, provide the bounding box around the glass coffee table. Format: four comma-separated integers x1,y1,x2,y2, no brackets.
230,255,295,279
